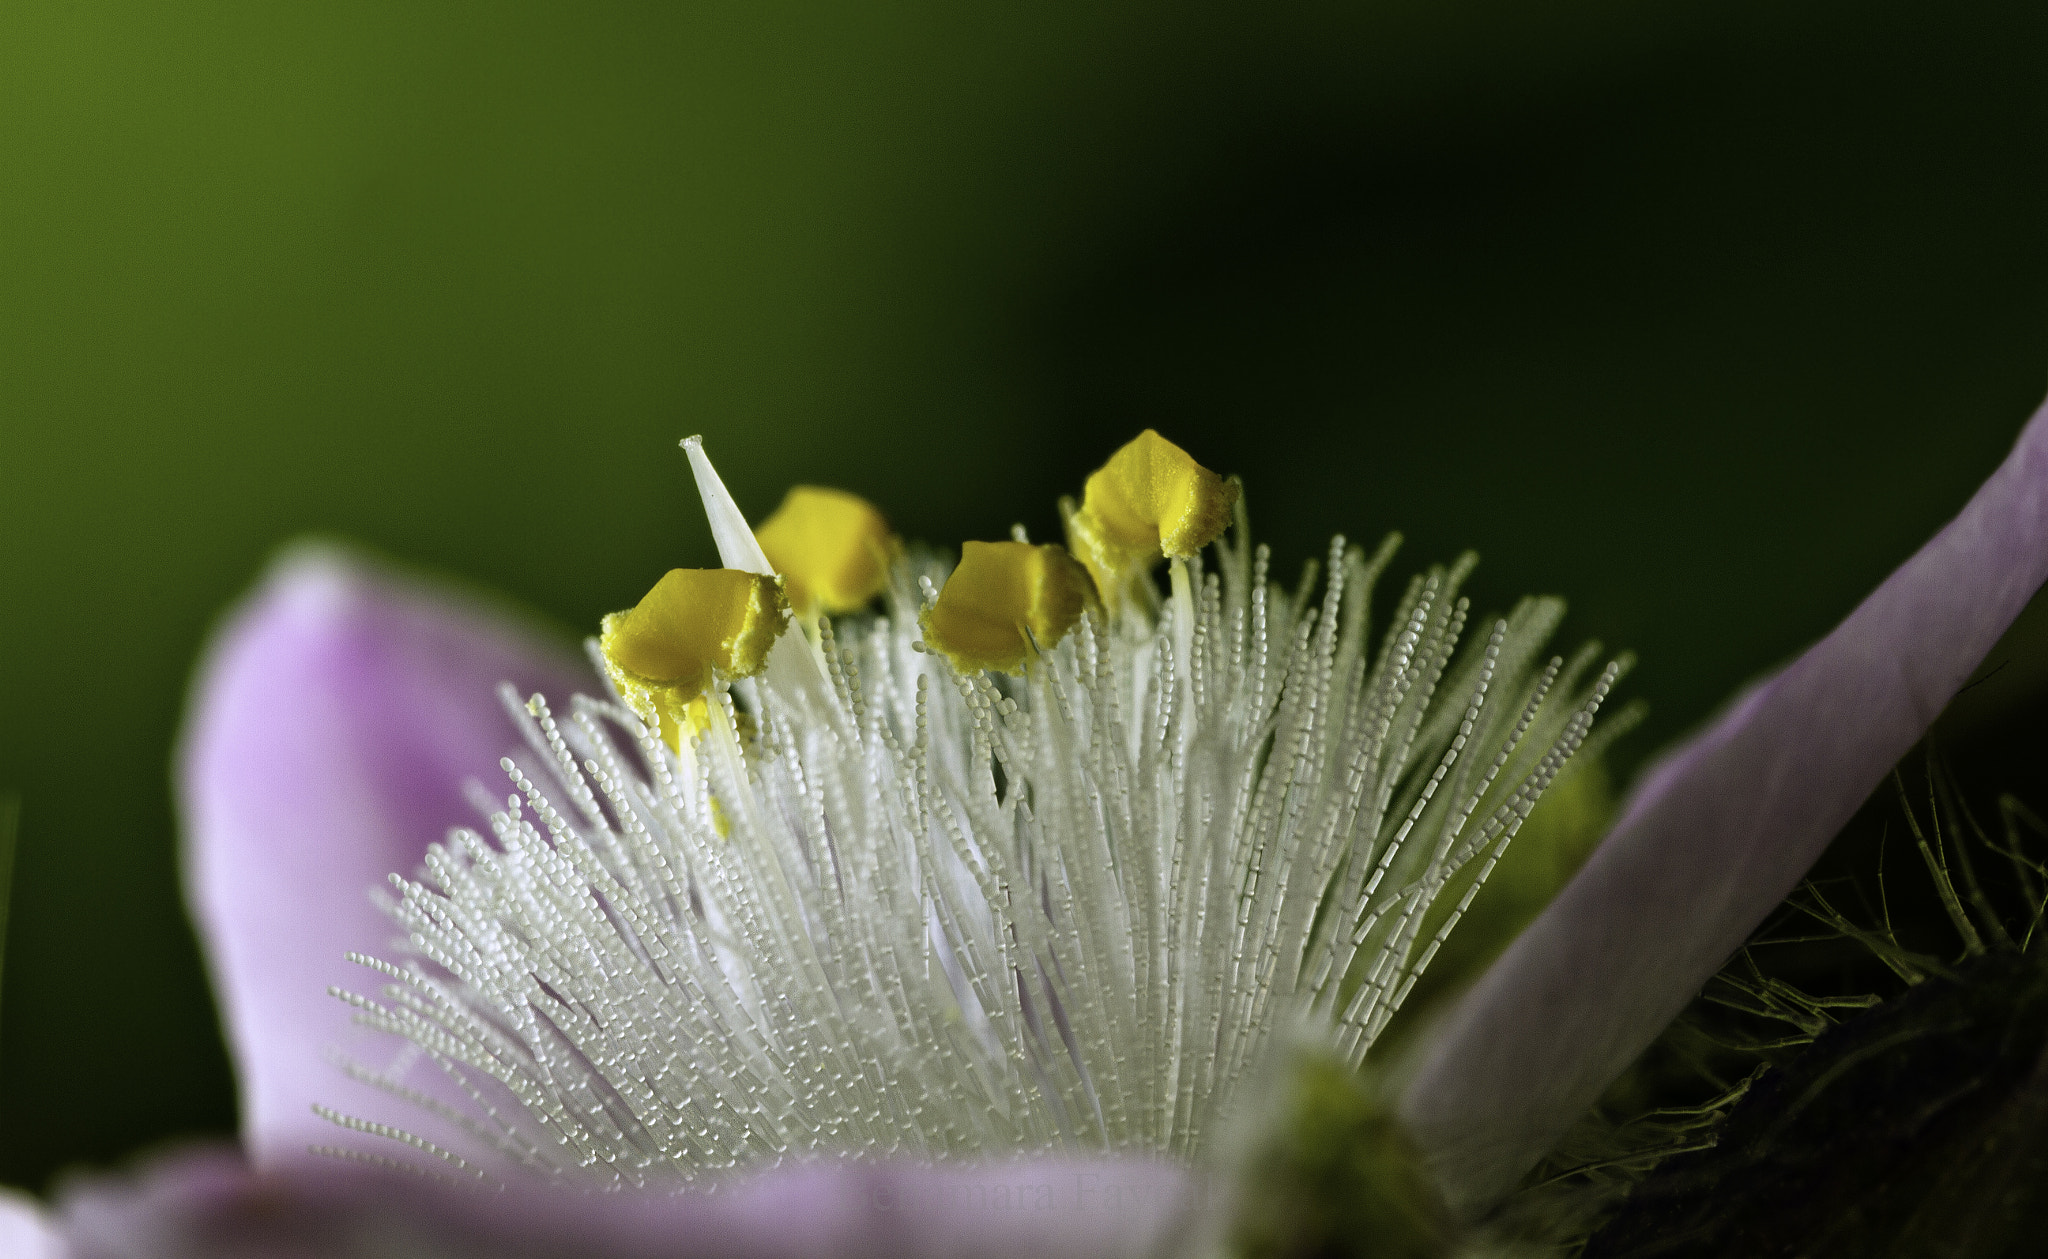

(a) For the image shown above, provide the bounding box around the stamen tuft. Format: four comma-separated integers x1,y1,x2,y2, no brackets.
324,442,1622,1190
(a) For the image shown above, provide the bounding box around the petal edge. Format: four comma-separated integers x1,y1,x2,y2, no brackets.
1401,398,2048,1211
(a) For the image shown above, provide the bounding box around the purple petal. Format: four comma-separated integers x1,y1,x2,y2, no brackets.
177,542,593,1167
0,1189,65,1259
1400,398,2048,1212
52,1146,1194,1259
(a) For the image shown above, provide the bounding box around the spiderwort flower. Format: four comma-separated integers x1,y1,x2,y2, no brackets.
163,535,1188,1259
39,404,2039,1256
299,429,1617,1187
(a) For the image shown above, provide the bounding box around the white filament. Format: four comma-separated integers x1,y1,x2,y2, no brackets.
325,523,1620,1189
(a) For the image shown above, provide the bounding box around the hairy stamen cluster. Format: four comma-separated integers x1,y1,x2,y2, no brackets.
326,514,1620,1189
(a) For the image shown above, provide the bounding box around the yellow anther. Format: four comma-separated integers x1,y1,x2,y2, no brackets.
920,541,1093,675
1067,429,1238,600
599,568,789,748
756,486,899,616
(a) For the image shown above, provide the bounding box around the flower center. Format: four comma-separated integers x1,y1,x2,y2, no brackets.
323,433,1622,1190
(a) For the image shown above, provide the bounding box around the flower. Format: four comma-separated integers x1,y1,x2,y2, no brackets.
22,404,2048,1255
166,526,1192,1258
312,429,1621,1185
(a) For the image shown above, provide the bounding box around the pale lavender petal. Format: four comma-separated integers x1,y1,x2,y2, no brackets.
0,1188,66,1259
177,542,592,1167
52,1146,1194,1259
1400,398,2048,1212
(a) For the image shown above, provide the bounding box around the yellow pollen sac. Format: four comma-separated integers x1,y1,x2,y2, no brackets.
755,486,899,616
1067,429,1239,599
599,568,789,747
920,541,1093,675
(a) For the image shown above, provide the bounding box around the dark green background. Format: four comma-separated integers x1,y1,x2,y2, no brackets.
3,0,2045,1191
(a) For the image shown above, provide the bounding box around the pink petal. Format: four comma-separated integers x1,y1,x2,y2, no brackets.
177,542,592,1167
0,1188,65,1259
51,1145,1194,1259
1399,397,2048,1212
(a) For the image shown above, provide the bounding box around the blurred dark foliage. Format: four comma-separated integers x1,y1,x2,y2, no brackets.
1586,953,2048,1258
1579,726,2048,1257
4,0,2047,1191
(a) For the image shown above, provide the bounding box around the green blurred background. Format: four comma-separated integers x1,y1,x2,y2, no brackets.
2,0,2046,1191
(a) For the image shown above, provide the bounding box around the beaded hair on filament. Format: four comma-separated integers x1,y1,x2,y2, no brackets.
323,501,1625,1189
